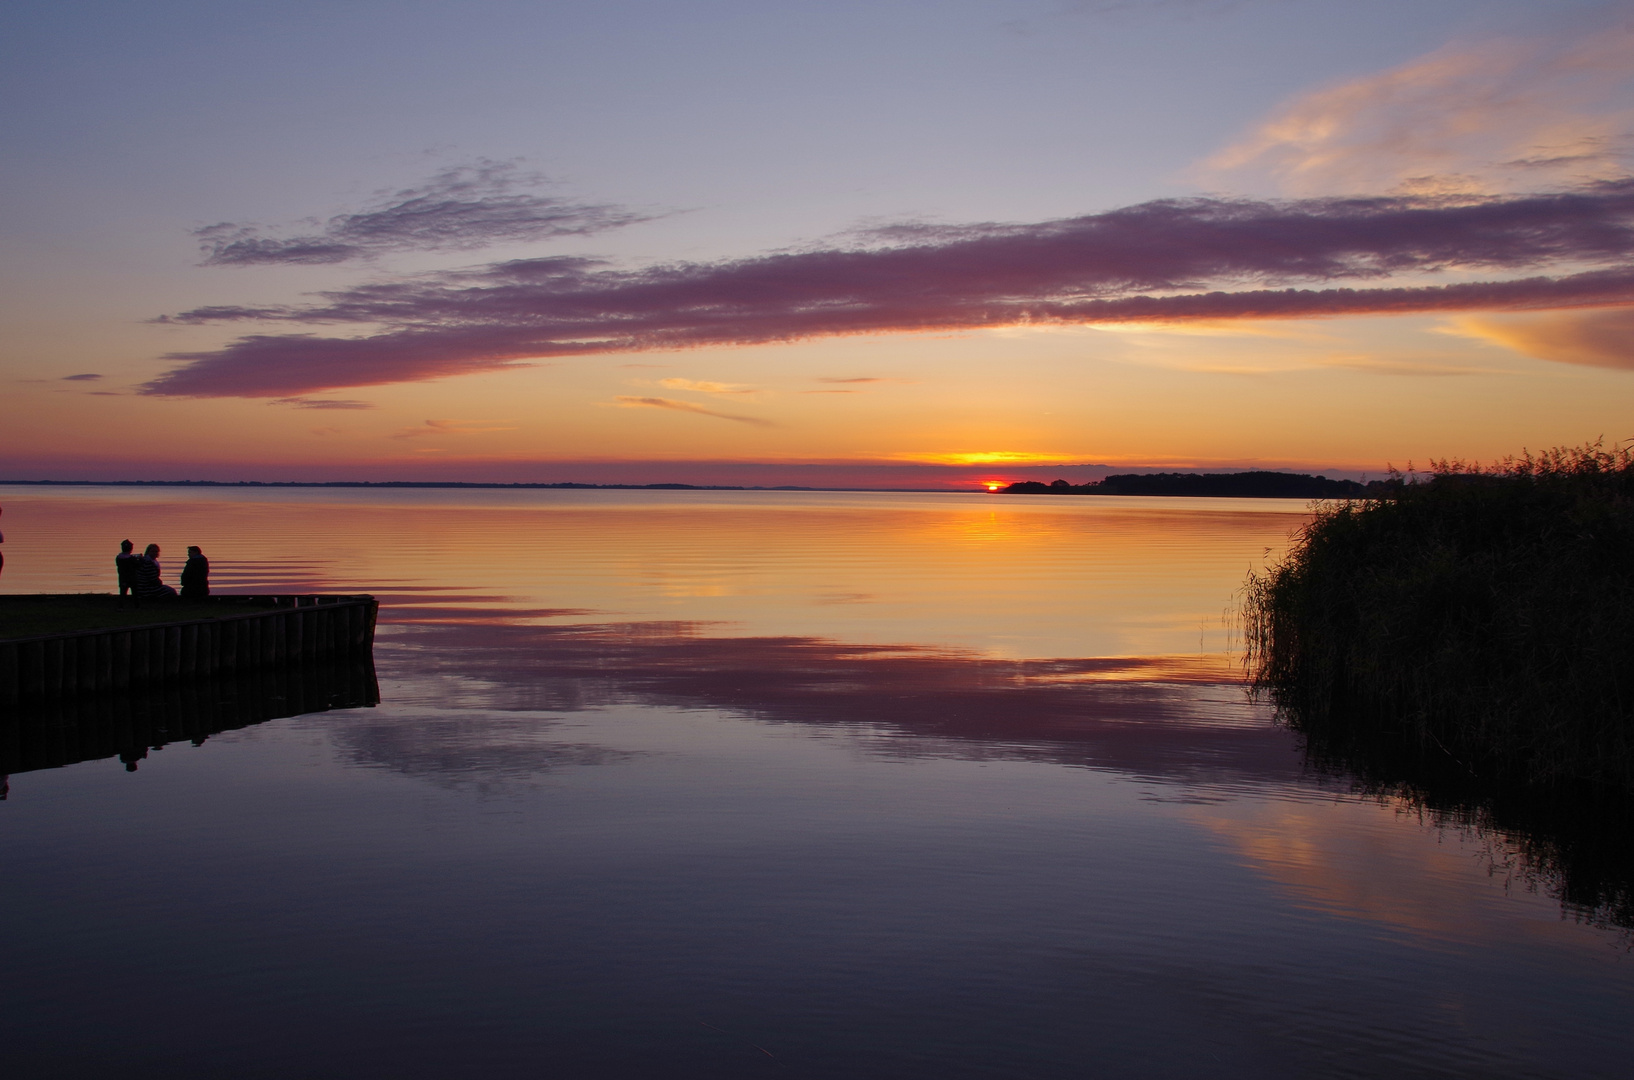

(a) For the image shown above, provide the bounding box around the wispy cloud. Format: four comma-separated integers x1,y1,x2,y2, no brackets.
393,418,520,439
611,396,776,426
197,161,653,266
804,375,894,394
1200,30,1634,196
145,182,1634,397
61,372,102,381
1319,356,1507,378
270,396,375,410
657,377,758,395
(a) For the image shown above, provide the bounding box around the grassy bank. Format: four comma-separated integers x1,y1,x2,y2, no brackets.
1245,444,1634,792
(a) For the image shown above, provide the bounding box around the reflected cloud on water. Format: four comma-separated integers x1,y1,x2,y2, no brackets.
3,595,1629,941
326,709,641,788
362,610,1634,935
374,616,1296,789
6,488,1631,1076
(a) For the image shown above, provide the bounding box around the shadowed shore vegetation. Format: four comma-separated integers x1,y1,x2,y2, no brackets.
1247,444,1634,931
1246,443,1634,793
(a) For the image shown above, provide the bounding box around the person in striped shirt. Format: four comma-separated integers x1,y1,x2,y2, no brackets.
132,543,178,600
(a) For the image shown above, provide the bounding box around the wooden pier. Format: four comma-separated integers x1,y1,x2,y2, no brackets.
0,595,378,705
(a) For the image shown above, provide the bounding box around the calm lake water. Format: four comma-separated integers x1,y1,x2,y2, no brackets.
1,485,1630,1079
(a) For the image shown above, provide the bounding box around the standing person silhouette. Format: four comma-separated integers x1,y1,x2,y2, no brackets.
180,546,210,599
0,503,5,580
116,539,138,598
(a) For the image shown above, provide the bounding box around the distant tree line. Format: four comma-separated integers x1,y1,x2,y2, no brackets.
1003,471,1382,498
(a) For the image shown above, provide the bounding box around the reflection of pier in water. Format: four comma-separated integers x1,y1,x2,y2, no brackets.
0,655,379,785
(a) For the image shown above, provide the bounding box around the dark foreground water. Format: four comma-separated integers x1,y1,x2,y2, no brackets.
1,487,1630,1078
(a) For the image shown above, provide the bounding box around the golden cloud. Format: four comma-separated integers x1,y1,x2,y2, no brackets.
657,377,758,395
1448,307,1634,370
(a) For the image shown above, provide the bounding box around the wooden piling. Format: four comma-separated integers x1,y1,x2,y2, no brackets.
1,594,377,702
113,631,131,690
0,642,19,706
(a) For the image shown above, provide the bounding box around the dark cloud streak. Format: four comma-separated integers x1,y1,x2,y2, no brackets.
196,162,652,266
150,183,1634,397
269,396,375,410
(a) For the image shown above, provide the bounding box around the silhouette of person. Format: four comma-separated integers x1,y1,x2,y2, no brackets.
180,545,210,599
131,543,177,600
116,539,138,598
0,503,5,580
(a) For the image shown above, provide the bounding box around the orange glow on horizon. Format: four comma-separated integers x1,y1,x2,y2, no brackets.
895,451,1080,466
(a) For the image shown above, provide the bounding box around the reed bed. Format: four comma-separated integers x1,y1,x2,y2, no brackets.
1246,443,1634,792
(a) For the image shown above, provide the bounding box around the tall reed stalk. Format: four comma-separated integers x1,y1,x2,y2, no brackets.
1245,442,1634,791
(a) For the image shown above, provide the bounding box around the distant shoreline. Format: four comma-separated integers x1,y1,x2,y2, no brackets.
0,477,1352,496
2,476,1340,497
1004,471,1381,499
0,479,798,491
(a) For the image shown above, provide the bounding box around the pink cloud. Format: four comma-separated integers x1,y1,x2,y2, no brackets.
1201,32,1634,197
145,183,1634,398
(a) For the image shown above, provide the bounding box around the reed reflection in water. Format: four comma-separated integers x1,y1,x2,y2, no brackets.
0,486,1631,1079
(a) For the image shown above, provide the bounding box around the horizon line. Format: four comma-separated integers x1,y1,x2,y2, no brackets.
0,469,1347,493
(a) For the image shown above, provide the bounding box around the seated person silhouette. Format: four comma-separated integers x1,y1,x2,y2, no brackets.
180,545,210,599
131,544,178,601
115,539,138,598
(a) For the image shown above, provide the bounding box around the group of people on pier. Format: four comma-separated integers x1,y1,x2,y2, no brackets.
116,540,209,601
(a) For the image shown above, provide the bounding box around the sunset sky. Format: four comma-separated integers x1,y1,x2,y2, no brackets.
3,0,1633,488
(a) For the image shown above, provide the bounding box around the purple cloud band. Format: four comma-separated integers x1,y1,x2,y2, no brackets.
149,183,1634,397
